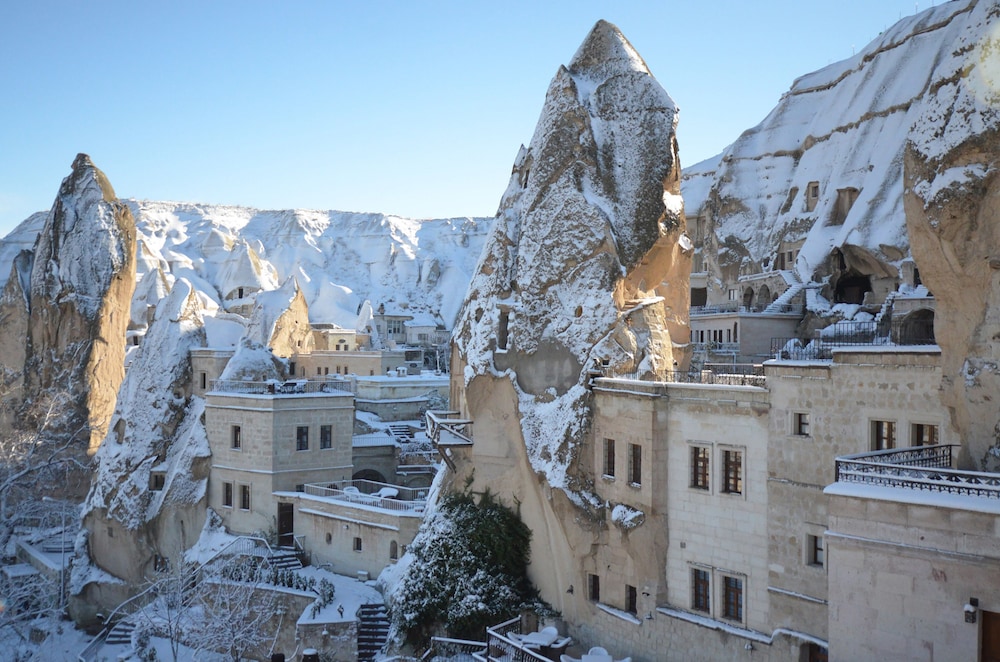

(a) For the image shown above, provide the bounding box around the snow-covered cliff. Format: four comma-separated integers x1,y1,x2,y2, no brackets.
682,0,983,302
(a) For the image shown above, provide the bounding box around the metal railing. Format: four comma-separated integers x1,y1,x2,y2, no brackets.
834,445,1000,498
597,367,766,387
210,379,355,395
421,636,489,660
691,302,803,316
303,479,428,512
772,320,938,361
482,617,551,662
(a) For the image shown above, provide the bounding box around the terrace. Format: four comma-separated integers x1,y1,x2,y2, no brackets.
834,445,1000,499
302,478,428,514
210,378,355,396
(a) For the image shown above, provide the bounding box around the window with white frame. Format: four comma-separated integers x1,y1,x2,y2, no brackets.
794,412,810,436
628,443,642,486
602,438,615,478
239,484,251,511
691,568,710,613
722,575,744,622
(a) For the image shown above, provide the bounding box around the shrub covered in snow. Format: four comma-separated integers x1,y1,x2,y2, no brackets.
389,489,550,645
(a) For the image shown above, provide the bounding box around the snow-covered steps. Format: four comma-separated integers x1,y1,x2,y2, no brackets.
268,549,303,571
388,424,415,442
357,603,390,661
104,619,136,646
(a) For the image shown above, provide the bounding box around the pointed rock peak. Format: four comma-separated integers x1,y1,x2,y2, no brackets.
62,152,117,203
568,20,651,84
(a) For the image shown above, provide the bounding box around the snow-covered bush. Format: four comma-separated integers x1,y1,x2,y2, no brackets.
389,490,550,645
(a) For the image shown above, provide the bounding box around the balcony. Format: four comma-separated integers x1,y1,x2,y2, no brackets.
210,378,355,395
834,445,1000,499
597,364,766,388
302,479,428,514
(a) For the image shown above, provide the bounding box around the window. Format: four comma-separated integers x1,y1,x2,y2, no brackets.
390,541,398,561
239,484,251,511
723,576,743,621
625,584,637,615
237,287,244,299
296,426,309,451
353,537,363,552
387,319,404,335
150,472,165,491
295,484,305,493
231,425,241,450
872,420,896,450
912,423,938,446
222,482,233,508
497,310,510,350
200,372,207,389
588,574,600,602
602,438,616,478
808,534,825,567
794,412,810,436
691,446,710,490
320,425,333,449
722,450,743,495
805,643,829,662
317,367,321,375
692,568,710,613
628,443,642,486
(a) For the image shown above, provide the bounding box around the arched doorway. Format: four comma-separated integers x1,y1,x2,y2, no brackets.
353,469,388,484
743,288,754,310
757,285,772,311
834,274,872,304
898,309,935,345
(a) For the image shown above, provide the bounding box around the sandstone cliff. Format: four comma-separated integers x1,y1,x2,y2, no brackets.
0,154,136,455
903,0,1000,470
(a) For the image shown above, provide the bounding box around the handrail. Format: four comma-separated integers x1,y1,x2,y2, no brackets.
834,445,1000,498
209,379,355,395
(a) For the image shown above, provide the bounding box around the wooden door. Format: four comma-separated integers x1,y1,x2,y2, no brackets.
984,610,1000,662
277,502,294,548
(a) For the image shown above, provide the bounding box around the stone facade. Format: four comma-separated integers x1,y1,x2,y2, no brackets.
205,390,355,535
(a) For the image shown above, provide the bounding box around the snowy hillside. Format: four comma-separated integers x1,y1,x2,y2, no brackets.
0,200,490,335
681,0,987,293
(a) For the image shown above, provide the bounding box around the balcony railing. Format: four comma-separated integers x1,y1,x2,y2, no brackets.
772,321,938,360
834,445,1000,498
597,366,766,388
691,302,803,316
210,379,355,395
303,479,428,513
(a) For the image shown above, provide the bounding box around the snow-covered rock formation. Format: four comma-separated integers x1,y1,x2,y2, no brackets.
682,0,981,313
0,154,136,455
72,279,212,620
902,0,1000,470
446,15,689,626
453,17,689,495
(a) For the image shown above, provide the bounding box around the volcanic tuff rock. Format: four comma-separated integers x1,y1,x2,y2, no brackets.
454,18,689,494
0,154,136,455
682,0,983,307
73,279,212,620
903,0,1000,470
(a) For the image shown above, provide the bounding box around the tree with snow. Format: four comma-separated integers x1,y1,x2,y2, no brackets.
389,489,550,646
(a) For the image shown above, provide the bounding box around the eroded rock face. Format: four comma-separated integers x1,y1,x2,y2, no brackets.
3,154,137,454
903,0,1000,469
72,280,211,621
448,17,688,619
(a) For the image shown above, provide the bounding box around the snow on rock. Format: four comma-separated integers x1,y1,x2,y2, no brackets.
6,153,138,453
902,0,1000,470
77,278,211,604
453,19,689,500
218,337,286,382
246,276,312,357
681,0,984,307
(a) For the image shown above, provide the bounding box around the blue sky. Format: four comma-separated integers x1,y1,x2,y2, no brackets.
0,1,941,236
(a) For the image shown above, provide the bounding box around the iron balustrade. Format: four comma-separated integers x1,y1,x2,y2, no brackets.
834,445,1000,498
210,379,355,395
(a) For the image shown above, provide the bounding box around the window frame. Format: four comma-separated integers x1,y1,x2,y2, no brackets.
722,449,743,495
231,425,242,450
625,584,638,615
871,419,896,451
628,443,642,487
353,536,363,553
239,484,251,511
794,412,810,437
691,567,710,613
320,424,333,450
222,482,234,508
722,575,744,623
911,422,938,447
602,438,616,479
808,534,825,568
690,445,710,491
588,573,600,602
296,425,309,451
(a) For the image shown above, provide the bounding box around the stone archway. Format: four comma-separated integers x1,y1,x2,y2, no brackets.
743,287,754,310
898,309,935,345
757,285,772,311
353,469,388,484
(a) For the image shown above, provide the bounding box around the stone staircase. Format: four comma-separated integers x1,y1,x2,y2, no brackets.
268,548,304,571
388,424,414,442
104,619,136,646
763,272,806,314
357,603,390,661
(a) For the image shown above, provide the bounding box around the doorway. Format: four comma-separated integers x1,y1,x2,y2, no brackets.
277,502,294,548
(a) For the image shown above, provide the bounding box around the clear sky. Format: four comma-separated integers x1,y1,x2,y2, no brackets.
0,1,943,237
